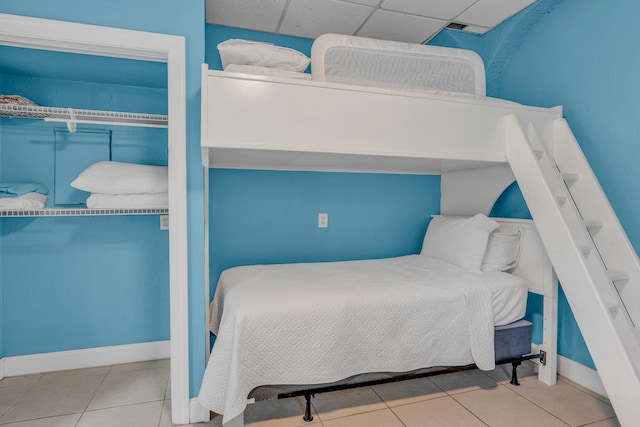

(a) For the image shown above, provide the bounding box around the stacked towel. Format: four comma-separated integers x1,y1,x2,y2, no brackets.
71,161,168,209
0,181,49,210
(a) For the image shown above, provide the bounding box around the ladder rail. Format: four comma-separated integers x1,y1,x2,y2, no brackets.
554,119,640,327
505,114,640,427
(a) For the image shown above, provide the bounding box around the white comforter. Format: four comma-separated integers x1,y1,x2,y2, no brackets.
199,255,497,426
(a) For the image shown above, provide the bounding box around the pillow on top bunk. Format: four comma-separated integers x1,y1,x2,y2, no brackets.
481,227,522,272
70,161,168,195
421,214,499,273
217,39,310,72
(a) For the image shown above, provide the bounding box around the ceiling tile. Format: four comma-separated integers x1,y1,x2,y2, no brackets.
357,9,447,43
380,0,477,20
280,0,374,39
206,0,288,33
455,0,536,28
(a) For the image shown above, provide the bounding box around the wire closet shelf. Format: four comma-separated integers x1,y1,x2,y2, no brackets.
0,103,168,128
0,207,169,217
1,103,169,216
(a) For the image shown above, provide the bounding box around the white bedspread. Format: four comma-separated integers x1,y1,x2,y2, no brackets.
199,255,509,426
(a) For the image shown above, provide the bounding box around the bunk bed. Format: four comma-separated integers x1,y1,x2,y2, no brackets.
198,34,560,427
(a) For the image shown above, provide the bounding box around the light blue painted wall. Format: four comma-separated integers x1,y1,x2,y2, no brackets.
496,0,640,371
210,169,441,298
0,1,206,395
2,216,170,356
0,74,170,357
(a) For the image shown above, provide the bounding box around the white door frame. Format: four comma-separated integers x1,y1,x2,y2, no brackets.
0,13,190,424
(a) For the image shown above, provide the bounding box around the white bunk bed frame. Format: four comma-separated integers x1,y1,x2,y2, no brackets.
201,62,640,427
200,65,560,395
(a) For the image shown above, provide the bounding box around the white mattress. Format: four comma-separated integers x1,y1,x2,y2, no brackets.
199,255,528,426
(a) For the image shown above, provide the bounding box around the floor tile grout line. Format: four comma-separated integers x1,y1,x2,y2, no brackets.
0,373,43,422
84,397,167,413
450,383,572,427
577,415,619,427
506,377,616,426
0,411,83,426
156,398,165,427
79,363,114,417
159,398,175,427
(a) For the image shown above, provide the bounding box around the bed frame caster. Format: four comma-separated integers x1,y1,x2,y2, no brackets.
510,361,521,386
303,393,314,422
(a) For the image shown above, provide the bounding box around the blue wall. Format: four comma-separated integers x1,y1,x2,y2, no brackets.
209,169,441,298
432,0,638,371
2,216,169,356
0,1,206,395
205,25,443,297
0,73,170,356
497,0,640,371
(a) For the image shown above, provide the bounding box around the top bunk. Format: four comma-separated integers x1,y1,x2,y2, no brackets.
201,34,563,174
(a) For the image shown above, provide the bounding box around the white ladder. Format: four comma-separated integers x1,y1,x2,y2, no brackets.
504,114,640,427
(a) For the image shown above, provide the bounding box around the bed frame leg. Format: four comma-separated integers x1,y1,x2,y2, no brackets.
510,361,522,386
303,394,314,422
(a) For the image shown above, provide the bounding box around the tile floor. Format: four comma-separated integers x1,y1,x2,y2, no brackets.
0,359,620,427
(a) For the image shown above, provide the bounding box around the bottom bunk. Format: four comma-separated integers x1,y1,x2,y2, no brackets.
198,215,557,427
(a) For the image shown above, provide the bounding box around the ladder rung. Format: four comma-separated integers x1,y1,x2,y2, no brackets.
580,245,593,256
608,303,621,315
583,219,603,230
602,294,620,314
556,195,568,206
608,269,630,283
561,172,580,186
534,149,545,160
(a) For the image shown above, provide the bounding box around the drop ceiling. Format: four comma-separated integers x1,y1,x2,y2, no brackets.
206,0,538,44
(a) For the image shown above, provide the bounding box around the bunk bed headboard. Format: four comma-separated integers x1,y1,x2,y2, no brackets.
493,218,553,296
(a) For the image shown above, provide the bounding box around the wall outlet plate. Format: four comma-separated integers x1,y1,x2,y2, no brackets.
160,215,169,230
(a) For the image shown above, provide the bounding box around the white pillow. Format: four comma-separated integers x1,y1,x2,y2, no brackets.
481,227,522,272
70,161,168,195
421,214,499,272
217,39,311,72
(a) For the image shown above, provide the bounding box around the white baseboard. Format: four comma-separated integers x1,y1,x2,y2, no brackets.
190,398,210,424
532,343,606,398
1,340,170,377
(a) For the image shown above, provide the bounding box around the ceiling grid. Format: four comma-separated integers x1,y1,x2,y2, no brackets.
206,0,537,43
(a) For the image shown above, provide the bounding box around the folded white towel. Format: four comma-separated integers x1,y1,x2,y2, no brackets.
0,192,48,210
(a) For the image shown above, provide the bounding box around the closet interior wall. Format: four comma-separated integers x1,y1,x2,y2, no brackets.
0,47,171,362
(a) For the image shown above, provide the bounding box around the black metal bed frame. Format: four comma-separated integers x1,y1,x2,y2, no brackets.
269,351,544,422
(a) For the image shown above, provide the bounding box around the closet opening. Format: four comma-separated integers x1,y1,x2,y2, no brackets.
0,13,189,425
